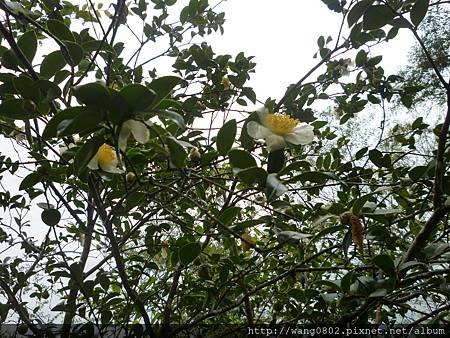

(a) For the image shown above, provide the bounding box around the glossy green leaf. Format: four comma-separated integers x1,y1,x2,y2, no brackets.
410,0,429,27
267,148,285,173
13,76,40,101
19,172,43,190
43,107,102,139
47,19,75,42
179,242,201,265
237,166,267,186
73,82,111,109
41,209,61,226
228,149,257,170
216,119,236,156
352,194,373,215
148,76,181,108
0,99,41,120
158,110,186,129
120,84,156,111
373,254,395,276
17,31,37,63
363,5,394,30
63,41,84,66
347,0,373,27
369,149,391,168
56,108,103,137
167,136,187,168
40,51,67,79
218,207,241,225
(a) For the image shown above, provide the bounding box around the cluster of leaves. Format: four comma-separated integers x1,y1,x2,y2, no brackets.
0,0,449,336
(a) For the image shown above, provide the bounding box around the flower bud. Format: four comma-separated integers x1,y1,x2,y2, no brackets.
126,172,136,182
189,148,201,161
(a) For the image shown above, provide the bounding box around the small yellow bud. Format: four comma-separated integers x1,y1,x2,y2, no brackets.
241,233,255,252
189,148,201,161
221,76,231,90
126,172,136,182
22,99,36,113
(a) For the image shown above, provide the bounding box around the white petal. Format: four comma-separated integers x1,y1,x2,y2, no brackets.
87,156,99,170
247,121,271,139
256,106,269,123
100,156,123,173
118,126,131,151
285,124,314,145
265,134,286,152
125,120,149,144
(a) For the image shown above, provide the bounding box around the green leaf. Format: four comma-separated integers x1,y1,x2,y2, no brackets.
341,271,356,292
34,80,62,103
69,263,83,283
41,209,61,226
347,0,373,27
355,49,367,67
179,242,201,265
410,0,429,27
13,76,40,101
73,83,111,109
355,146,368,159
422,243,449,259
158,110,185,129
17,31,37,63
120,84,156,111
363,5,394,30
1,49,20,70
287,171,338,184
369,149,391,168
0,99,40,120
228,149,257,170
51,302,67,312
74,137,105,175
372,254,395,276
237,166,267,186
267,149,285,173
63,41,84,66
167,136,187,168
82,40,116,54
43,107,102,139
148,76,181,108
20,172,43,190
56,108,103,137
369,288,387,298
47,19,75,42
218,207,241,225
216,119,236,156
239,113,258,150
352,194,373,215
40,51,67,79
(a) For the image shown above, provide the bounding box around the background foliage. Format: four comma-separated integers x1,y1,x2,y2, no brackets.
0,0,449,336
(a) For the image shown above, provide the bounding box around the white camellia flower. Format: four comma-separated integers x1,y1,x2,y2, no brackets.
247,108,314,152
88,143,124,174
118,119,151,151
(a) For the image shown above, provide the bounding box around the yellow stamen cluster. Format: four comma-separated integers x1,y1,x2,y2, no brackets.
96,144,117,167
265,113,299,136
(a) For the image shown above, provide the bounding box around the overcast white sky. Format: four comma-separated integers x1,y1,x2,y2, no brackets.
201,0,414,101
